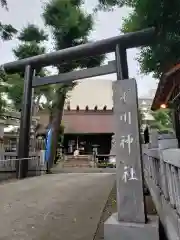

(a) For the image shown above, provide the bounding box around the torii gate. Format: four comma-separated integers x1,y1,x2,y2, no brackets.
1,27,160,240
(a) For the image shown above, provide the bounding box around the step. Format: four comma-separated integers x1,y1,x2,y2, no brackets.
63,160,90,168
63,164,90,168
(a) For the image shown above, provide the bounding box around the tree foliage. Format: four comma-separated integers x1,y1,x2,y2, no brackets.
97,0,180,79
17,24,48,43
0,0,7,9
150,109,173,133
13,24,48,60
13,42,46,60
95,0,132,11
0,0,17,41
139,107,173,134
0,69,8,113
2,73,23,111
5,24,52,112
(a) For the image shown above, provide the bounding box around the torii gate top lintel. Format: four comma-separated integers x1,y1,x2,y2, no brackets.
2,27,155,72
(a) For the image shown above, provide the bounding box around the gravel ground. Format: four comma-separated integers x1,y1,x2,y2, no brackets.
0,166,165,240
94,183,117,240
0,173,115,240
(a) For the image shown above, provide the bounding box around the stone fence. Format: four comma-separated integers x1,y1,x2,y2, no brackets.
143,131,180,240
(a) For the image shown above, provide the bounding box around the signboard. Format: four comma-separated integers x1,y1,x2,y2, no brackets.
113,79,146,223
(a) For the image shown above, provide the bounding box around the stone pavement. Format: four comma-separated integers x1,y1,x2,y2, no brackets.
0,173,115,240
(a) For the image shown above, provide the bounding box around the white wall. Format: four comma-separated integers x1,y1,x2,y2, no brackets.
65,79,113,110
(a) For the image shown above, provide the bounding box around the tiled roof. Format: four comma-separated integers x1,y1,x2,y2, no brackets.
62,110,114,134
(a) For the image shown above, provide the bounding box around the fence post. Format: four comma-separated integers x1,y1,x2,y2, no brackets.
149,129,159,148
104,79,159,240
158,134,178,200
158,133,178,150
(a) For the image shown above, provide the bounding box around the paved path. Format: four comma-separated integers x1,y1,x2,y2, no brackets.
0,173,115,240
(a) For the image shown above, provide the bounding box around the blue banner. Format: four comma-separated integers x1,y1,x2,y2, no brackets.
45,128,52,162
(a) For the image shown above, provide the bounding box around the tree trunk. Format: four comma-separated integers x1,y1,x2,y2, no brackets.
48,91,66,169
49,107,53,124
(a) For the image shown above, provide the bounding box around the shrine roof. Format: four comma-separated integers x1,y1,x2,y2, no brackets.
62,110,114,134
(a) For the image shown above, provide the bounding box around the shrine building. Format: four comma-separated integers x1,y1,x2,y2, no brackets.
37,78,154,155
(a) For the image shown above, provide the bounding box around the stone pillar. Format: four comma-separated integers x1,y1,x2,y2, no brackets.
104,79,159,240
114,79,146,223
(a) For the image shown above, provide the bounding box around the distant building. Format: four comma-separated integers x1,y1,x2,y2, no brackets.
38,79,114,155
38,108,113,155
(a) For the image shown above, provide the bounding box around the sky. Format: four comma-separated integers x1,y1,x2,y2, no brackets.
0,0,158,98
